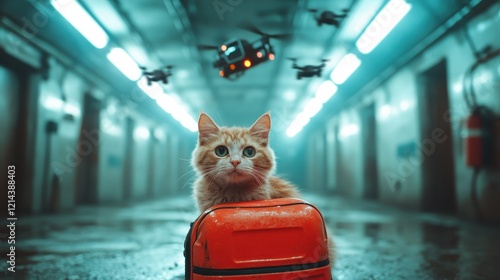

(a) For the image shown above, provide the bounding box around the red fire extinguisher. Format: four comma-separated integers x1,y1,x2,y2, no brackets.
464,106,494,168
464,112,483,167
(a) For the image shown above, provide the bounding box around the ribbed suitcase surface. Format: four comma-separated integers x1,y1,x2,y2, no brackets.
184,198,332,279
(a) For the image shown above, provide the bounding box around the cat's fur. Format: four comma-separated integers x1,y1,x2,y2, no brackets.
191,112,335,261
191,112,300,212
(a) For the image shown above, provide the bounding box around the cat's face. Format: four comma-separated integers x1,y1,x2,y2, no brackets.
192,113,276,188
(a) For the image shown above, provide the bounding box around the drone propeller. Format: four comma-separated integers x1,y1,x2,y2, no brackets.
256,7,290,17
197,44,220,51
287,57,298,62
240,22,291,40
320,59,329,62
165,65,174,70
308,8,349,15
139,66,147,70
307,9,349,17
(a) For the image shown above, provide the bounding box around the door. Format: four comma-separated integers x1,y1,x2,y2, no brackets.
334,124,343,192
75,94,100,204
418,59,456,213
0,66,21,214
123,117,134,200
146,128,155,197
0,61,37,214
361,104,379,200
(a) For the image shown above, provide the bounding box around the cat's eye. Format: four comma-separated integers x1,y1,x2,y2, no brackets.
243,146,256,158
215,146,229,157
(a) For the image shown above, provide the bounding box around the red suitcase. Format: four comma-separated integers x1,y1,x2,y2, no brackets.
184,198,332,279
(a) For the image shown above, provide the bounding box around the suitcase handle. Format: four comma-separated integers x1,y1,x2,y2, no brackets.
184,222,194,280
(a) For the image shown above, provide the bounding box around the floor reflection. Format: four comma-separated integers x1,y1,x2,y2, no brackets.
1,194,499,279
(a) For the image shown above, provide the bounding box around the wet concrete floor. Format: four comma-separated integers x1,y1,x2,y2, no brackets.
1,193,500,279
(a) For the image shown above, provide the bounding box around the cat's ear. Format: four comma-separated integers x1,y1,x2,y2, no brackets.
250,112,271,145
198,113,219,144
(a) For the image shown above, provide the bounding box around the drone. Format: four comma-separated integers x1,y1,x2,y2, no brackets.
289,58,328,80
308,9,349,27
198,24,289,79
140,66,173,85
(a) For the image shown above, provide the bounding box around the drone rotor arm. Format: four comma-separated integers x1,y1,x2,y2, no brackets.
198,44,220,51
240,22,290,41
331,12,347,18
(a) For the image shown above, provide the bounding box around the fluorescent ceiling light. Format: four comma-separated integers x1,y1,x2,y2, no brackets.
286,80,338,138
176,112,198,132
156,94,197,132
286,112,310,138
286,126,301,138
356,0,412,54
51,0,109,49
330,53,362,85
303,98,323,119
295,112,311,128
287,80,339,137
286,122,302,138
156,93,175,114
107,48,142,81
315,80,338,103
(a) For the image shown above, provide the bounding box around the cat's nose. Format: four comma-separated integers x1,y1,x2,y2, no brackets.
230,160,241,167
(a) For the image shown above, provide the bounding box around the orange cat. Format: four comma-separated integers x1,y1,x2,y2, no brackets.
191,112,335,262
191,112,300,212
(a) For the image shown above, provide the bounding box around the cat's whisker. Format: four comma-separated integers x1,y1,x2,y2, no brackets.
206,170,223,188
250,168,266,180
247,172,265,189
214,111,226,127
178,157,192,163
180,172,199,190
176,169,197,184
178,169,204,190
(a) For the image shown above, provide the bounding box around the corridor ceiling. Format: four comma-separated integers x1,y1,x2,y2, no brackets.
0,0,485,133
